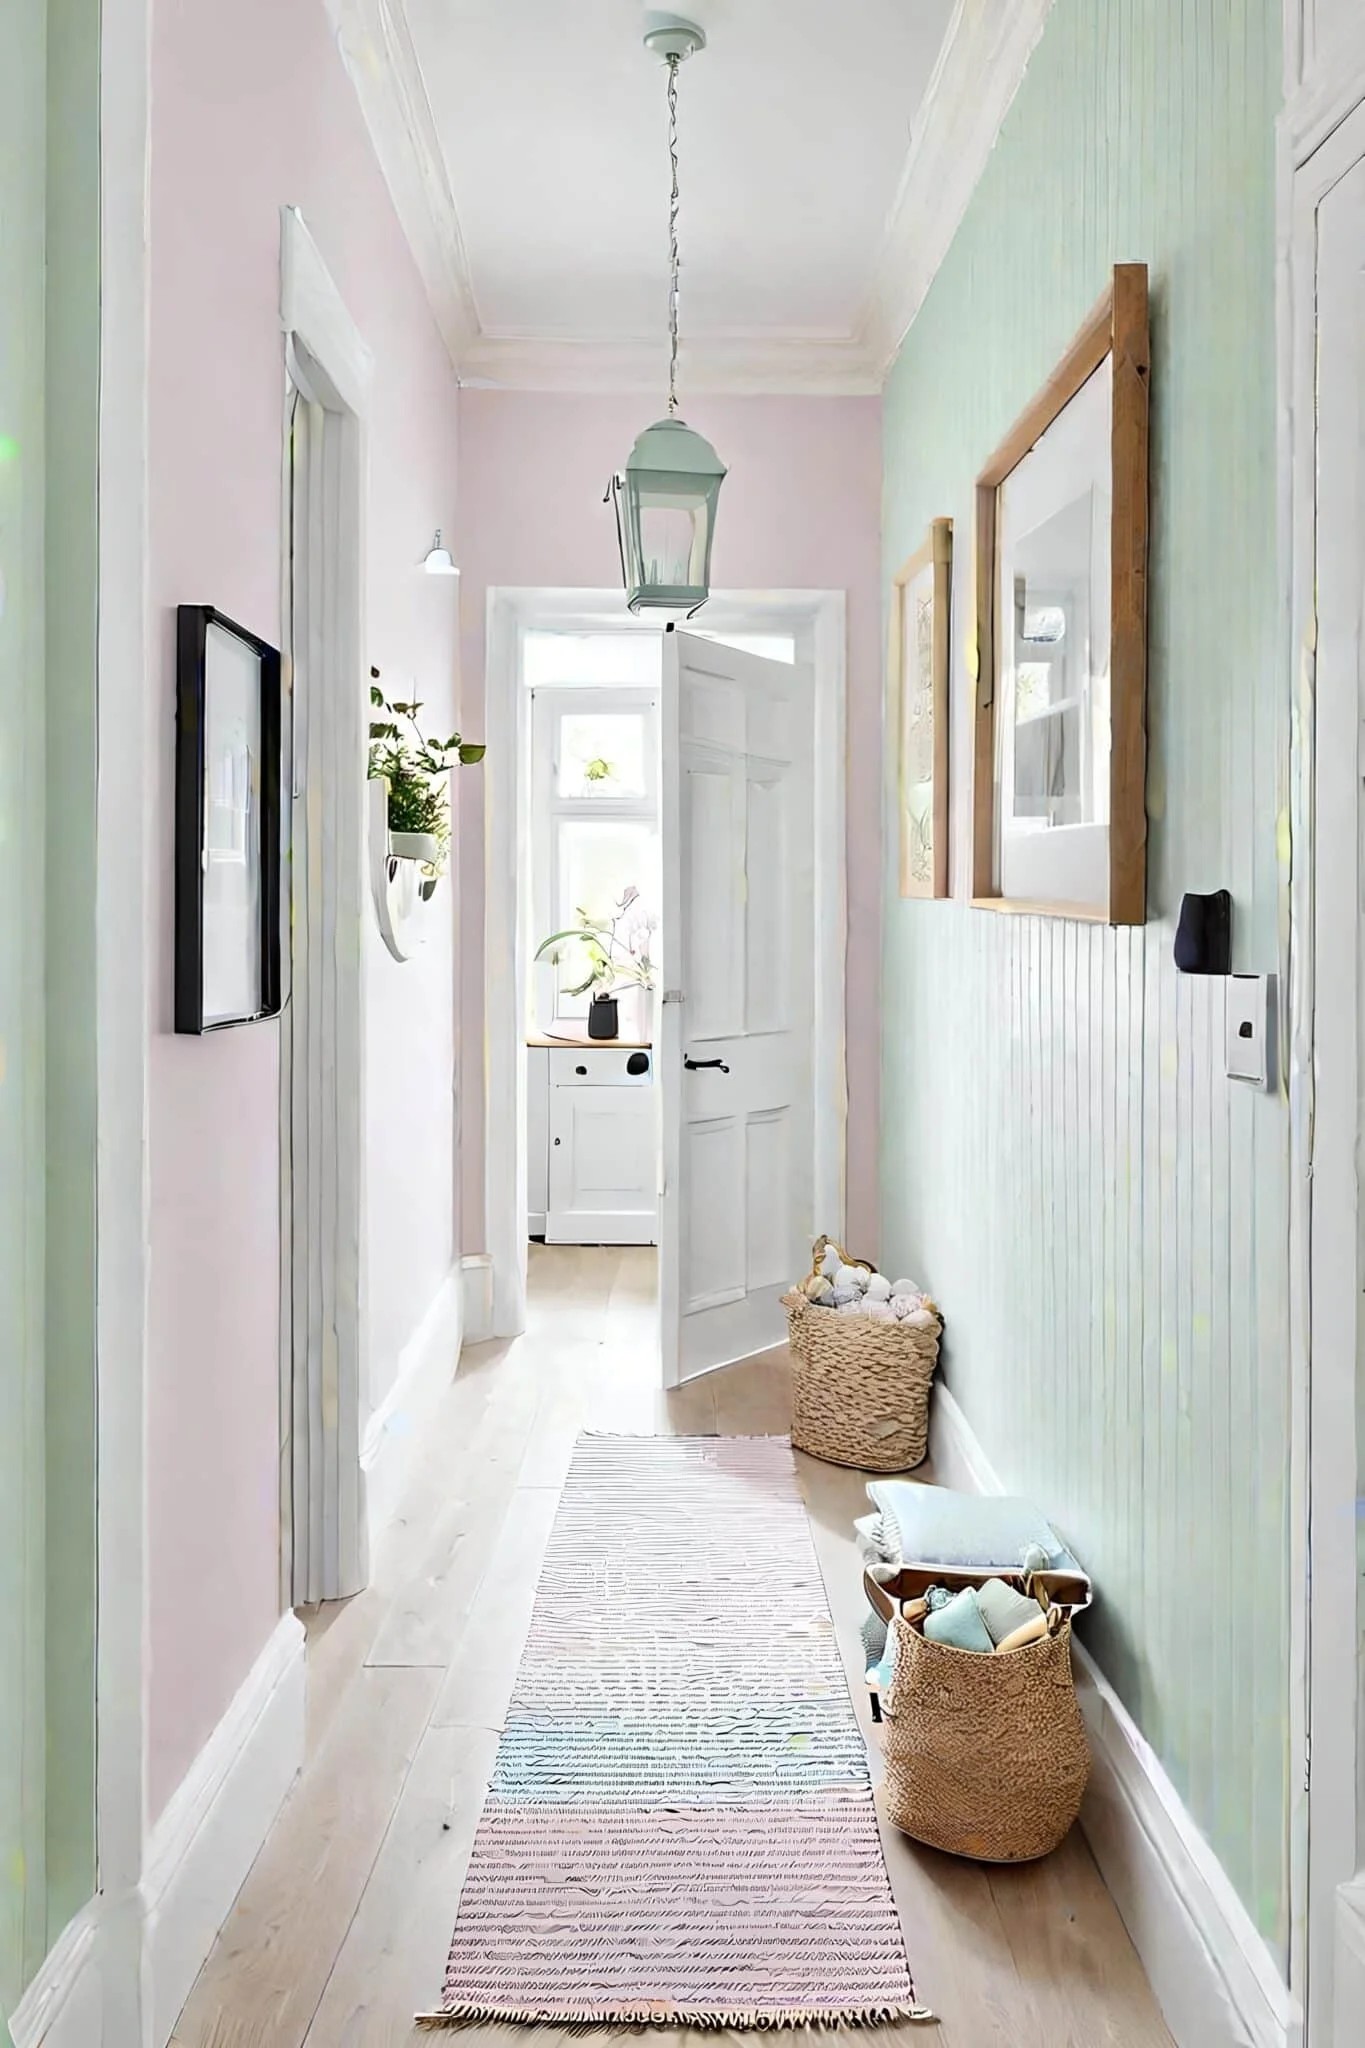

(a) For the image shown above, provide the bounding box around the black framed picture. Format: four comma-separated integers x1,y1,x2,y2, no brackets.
175,604,282,1033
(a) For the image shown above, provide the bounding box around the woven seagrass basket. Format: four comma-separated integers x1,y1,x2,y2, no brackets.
781,1235,940,1472
867,1566,1091,1862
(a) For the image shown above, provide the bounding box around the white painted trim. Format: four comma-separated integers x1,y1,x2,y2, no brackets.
930,1384,1302,2048
360,1264,463,1540
280,204,374,414
482,590,848,1341
7,1903,101,2048
323,0,479,368
461,1253,494,1343
855,0,1053,376
323,0,1049,394
140,1615,305,2048
460,330,882,398
1335,1888,1365,2048
7,1616,304,2048
810,594,848,1233
1283,6,1365,157
95,0,153,2040
1281,61,1365,2047
483,589,530,1340
279,207,372,1606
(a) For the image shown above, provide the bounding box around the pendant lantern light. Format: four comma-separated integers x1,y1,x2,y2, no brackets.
608,15,726,617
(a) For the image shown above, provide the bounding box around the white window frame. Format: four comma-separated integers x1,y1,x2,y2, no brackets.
529,685,659,1034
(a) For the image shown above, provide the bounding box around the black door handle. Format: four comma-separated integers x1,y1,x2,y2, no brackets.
684,1056,730,1073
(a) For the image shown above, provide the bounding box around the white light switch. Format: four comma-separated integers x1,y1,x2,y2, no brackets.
1226,974,1273,1087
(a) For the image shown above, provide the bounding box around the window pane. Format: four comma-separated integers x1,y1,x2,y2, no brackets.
551,820,658,1019
557,711,648,799
524,632,661,688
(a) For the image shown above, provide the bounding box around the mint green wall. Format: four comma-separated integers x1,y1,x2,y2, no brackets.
43,0,99,1942
0,0,52,2011
881,0,1287,1954
0,0,99,2013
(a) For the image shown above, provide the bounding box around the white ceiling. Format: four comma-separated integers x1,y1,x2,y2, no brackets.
329,0,1054,390
404,0,954,347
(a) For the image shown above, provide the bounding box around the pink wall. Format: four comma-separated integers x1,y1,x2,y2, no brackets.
454,391,883,1256
147,0,461,1821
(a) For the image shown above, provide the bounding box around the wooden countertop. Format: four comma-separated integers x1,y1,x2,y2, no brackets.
527,1032,652,1051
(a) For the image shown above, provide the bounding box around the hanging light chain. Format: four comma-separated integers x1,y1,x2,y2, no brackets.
666,52,681,416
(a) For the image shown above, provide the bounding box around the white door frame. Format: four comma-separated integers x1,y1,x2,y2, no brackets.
94,0,153,2035
278,206,373,1605
483,588,848,1342
1282,12,1365,2042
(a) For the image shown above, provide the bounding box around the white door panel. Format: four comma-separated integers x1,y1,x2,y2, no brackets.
660,631,815,1382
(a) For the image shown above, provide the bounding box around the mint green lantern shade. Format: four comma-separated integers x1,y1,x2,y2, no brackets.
609,416,727,615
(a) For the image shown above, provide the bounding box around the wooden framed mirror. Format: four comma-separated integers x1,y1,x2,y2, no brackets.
971,263,1150,924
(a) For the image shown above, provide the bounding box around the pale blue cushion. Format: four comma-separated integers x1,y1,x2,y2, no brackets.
922,1586,995,1654
866,1481,1083,1578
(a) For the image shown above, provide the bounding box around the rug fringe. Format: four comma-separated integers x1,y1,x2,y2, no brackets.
415,2001,937,2031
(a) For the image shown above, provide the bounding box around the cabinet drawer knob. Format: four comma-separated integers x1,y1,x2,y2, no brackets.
575,1064,587,1076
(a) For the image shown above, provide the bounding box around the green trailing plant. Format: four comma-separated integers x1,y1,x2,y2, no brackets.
367,668,484,874
535,886,657,1001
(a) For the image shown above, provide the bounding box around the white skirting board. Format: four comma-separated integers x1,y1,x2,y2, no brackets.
928,1383,1303,2048
8,1617,305,2048
361,1263,464,1542
7,1900,103,2048
140,1611,306,2046
461,1252,494,1345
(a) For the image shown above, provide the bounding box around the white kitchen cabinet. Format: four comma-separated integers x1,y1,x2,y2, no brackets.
526,1043,657,1245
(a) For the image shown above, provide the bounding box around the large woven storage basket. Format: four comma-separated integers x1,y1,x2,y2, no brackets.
868,1567,1091,1862
782,1236,940,1471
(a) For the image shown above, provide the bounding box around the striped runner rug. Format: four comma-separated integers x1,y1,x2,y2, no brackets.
420,1433,932,2030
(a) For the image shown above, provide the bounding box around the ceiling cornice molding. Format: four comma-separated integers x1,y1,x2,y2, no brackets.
324,0,480,367
328,0,1053,396
857,0,1055,378
459,331,883,398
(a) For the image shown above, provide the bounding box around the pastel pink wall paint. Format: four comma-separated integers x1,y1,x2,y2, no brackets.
454,391,883,1256
147,0,461,1822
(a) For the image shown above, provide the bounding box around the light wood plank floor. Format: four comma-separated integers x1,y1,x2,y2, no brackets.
172,1244,1172,2048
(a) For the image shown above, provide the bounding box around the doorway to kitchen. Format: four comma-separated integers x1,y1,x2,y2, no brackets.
483,590,848,1384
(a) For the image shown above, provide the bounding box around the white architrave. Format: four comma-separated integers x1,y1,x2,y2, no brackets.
482,589,846,1344
279,205,373,1604
96,0,153,2036
1280,6,1365,2039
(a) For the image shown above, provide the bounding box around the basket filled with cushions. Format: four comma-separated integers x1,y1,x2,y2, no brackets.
858,1481,1095,1863
865,1561,1092,1863
781,1235,941,1471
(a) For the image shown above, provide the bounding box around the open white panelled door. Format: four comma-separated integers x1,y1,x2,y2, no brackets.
659,631,815,1384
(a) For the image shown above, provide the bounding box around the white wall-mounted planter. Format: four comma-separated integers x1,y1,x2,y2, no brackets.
389,827,439,865
368,776,440,962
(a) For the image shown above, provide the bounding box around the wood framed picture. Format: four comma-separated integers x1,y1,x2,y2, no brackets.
890,516,952,899
971,262,1150,923
174,604,282,1032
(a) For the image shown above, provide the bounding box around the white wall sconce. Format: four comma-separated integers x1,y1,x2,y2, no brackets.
421,529,458,575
